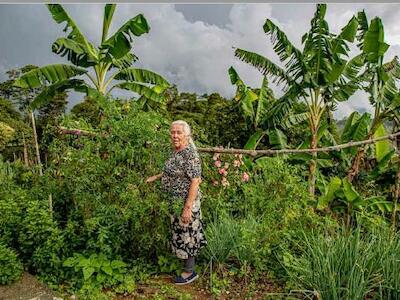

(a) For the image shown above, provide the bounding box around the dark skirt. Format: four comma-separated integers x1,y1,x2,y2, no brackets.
170,210,208,259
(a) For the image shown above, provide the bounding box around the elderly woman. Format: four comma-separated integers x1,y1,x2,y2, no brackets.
146,120,207,285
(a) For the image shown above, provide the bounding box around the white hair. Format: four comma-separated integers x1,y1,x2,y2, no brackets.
171,120,196,149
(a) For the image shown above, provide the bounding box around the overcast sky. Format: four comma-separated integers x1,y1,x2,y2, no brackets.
1,3,400,119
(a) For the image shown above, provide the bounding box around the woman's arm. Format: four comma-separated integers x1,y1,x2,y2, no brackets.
181,177,202,224
145,173,163,183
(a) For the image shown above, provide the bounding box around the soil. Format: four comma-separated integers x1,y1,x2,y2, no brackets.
0,273,59,300
0,272,288,300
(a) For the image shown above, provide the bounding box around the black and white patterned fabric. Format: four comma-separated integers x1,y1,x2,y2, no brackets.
161,143,207,259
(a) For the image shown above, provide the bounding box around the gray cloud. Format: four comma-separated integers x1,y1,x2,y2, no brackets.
0,3,399,118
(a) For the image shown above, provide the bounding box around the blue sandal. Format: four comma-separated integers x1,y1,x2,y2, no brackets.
174,272,198,285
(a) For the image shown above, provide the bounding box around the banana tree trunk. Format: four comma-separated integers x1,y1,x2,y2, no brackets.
309,127,318,199
30,111,43,176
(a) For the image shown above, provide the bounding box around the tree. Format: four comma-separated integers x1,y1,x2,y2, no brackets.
228,66,307,150
14,4,170,111
234,4,361,198
346,12,400,181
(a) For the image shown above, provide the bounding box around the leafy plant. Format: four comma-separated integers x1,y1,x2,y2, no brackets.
0,243,23,285
14,4,170,111
63,253,128,289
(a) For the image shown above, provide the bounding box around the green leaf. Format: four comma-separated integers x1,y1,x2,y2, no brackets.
234,48,292,86
268,128,287,149
83,267,95,280
30,79,85,110
351,112,371,142
366,196,392,213
63,257,76,267
342,177,360,203
111,260,127,269
244,131,265,150
371,149,395,178
114,68,169,87
373,123,392,162
102,14,150,60
102,4,116,43
363,17,389,63
341,111,360,143
47,4,99,63
338,16,359,42
116,82,166,103
255,76,273,128
263,19,304,79
241,90,257,121
228,66,239,84
102,265,113,276
317,176,341,209
13,64,86,89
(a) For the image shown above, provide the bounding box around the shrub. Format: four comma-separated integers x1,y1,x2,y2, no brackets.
0,243,23,285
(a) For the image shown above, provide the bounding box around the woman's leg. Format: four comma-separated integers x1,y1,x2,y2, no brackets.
183,256,195,273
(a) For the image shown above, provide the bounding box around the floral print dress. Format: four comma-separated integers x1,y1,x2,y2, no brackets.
161,143,207,259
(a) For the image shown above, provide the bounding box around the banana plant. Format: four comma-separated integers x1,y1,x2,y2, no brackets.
13,4,170,110
228,66,308,152
234,4,361,198
346,12,400,181
317,175,392,226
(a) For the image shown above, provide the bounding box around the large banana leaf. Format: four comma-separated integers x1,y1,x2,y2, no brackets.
234,48,292,86
373,123,392,162
317,176,342,210
356,10,369,49
114,68,169,87
341,111,360,143
255,76,273,128
363,17,389,63
30,79,85,110
13,64,87,89
102,14,149,60
47,4,99,64
244,131,265,150
267,127,287,149
342,177,361,203
263,19,305,78
102,4,116,43
116,82,166,103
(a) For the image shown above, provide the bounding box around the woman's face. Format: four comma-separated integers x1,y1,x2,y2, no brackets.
170,124,188,150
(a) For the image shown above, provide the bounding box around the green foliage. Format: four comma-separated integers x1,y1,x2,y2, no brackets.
0,243,23,285
63,253,127,288
284,227,400,300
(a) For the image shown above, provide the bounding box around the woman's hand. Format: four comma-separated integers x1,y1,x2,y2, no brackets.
145,174,161,183
181,206,192,224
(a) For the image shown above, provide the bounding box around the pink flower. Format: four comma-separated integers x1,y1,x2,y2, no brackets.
214,160,222,168
241,172,250,182
221,177,230,187
213,153,220,161
212,180,219,186
224,162,230,169
219,168,227,176
233,160,241,168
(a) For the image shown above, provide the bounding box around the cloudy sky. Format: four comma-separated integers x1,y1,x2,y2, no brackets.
1,3,400,119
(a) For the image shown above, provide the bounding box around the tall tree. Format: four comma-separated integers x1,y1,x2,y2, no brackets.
14,4,170,111
234,4,361,198
346,12,400,181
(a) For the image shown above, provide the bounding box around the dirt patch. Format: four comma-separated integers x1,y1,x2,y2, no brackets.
0,272,288,300
0,272,59,300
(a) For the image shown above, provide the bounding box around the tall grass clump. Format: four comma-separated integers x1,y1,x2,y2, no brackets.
284,227,400,300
